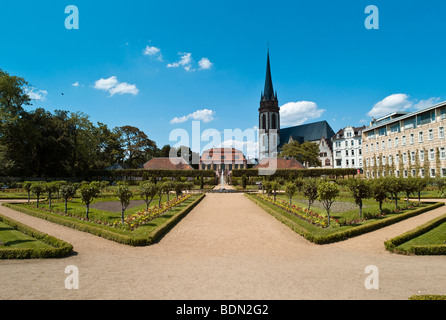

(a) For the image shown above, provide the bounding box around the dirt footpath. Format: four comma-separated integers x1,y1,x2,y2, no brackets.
0,194,445,300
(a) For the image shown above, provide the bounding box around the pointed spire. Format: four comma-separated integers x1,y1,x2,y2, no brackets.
263,50,275,101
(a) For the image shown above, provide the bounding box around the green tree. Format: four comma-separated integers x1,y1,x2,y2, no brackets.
139,182,158,211
412,177,430,204
302,178,318,211
280,140,321,167
116,184,133,223
347,178,371,218
30,181,45,208
284,182,297,207
59,184,77,214
400,177,418,206
22,181,32,204
270,180,280,202
45,182,59,210
80,182,101,220
317,181,339,227
370,178,388,214
387,177,403,209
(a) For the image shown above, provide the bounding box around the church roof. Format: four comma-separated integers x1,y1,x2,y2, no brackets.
278,120,336,149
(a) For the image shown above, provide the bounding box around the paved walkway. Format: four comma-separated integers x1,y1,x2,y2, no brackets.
0,194,445,300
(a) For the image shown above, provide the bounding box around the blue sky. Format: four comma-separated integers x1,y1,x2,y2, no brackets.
1,0,446,157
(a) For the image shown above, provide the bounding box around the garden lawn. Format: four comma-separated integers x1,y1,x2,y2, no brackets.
4,194,204,246
396,221,446,250
0,221,52,249
247,193,443,244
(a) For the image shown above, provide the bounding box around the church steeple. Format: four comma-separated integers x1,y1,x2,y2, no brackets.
262,50,277,101
258,50,280,158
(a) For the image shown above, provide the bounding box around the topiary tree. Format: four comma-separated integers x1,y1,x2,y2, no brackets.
45,181,59,210
386,177,403,209
270,180,280,202
173,181,185,200
116,183,133,223
30,181,45,208
302,178,318,211
317,181,339,227
412,177,430,204
22,181,32,204
347,178,371,218
80,182,101,220
59,183,77,214
284,182,297,207
370,178,388,214
139,181,158,211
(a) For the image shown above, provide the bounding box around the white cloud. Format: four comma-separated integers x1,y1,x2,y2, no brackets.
167,52,193,71
72,82,80,87
143,45,162,61
367,93,413,118
93,76,138,97
367,94,442,118
26,87,48,101
413,97,441,110
94,76,119,91
280,101,325,126
109,82,139,96
198,57,213,70
170,109,216,124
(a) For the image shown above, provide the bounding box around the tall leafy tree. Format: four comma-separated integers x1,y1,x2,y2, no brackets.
120,125,157,168
280,140,321,167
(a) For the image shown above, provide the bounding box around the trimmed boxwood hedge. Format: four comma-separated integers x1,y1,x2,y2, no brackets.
385,213,446,255
246,193,444,245
232,168,358,179
3,194,205,247
0,214,73,259
88,169,216,180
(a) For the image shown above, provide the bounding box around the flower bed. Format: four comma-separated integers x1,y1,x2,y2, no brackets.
113,194,193,230
255,194,339,228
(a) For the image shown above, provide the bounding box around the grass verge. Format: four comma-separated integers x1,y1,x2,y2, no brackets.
245,193,444,244
384,213,446,255
0,214,73,259
2,194,205,247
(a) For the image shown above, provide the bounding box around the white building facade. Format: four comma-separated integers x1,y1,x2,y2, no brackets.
332,126,365,172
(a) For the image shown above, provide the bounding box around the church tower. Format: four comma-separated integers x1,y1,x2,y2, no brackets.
259,50,280,158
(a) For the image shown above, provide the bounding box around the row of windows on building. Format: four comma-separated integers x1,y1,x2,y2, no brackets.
365,127,445,152
366,168,446,179
335,149,363,157
365,147,446,168
335,159,363,167
201,164,245,170
334,139,362,149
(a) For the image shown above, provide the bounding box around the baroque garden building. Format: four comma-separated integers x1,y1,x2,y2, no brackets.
362,101,446,179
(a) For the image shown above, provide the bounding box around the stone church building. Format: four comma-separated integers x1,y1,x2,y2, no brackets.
258,51,335,168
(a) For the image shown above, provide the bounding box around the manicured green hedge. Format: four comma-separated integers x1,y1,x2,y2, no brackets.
385,213,446,255
3,194,205,247
89,169,216,180
409,295,446,300
246,193,444,245
232,168,358,179
0,214,73,259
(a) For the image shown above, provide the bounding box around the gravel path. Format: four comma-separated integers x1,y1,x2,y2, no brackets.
0,195,445,300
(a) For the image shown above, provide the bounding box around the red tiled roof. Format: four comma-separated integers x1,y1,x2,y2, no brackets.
143,157,194,170
254,157,305,169
200,148,247,164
